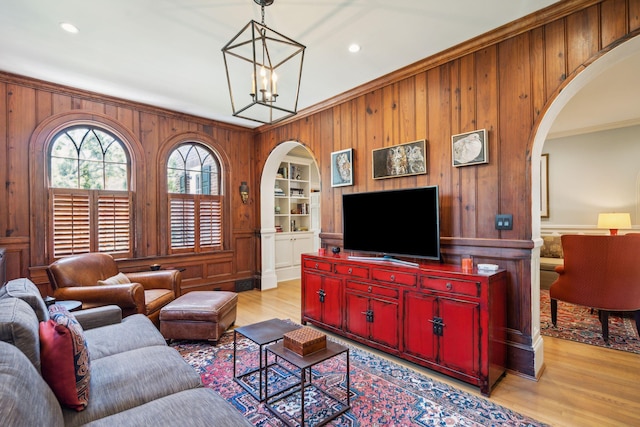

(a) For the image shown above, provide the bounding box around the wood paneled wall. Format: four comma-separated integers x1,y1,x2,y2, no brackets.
253,0,640,376
0,73,257,296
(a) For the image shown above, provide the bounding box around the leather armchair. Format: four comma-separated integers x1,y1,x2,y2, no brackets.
550,234,640,342
46,253,181,327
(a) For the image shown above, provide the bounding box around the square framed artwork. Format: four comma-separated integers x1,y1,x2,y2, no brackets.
372,139,427,179
452,129,488,167
331,148,353,187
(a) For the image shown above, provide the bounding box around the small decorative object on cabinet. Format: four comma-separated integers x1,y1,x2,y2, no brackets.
301,253,506,396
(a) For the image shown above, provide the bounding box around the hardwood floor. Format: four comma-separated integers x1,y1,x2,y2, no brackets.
235,279,640,427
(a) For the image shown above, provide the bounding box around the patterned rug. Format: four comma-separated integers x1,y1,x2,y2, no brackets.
540,290,640,354
171,331,546,427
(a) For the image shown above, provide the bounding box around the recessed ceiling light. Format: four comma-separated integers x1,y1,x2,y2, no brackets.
60,22,79,34
348,44,361,53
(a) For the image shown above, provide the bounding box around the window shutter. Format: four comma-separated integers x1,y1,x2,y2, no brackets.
98,192,132,254
200,197,222,248
170,196,196,249
51,191,91,257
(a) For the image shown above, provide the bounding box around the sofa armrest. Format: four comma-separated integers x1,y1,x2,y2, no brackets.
53,282,145,311
555,265,565,274
125,269,181,293
73,305,123,330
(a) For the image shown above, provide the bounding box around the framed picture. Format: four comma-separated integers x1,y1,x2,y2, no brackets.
372,139,427,179
452,129,488,167
540,153,549,218
331,148,353,187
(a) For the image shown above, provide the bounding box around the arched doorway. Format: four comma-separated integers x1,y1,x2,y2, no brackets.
260,141,321,290
529,35,640,376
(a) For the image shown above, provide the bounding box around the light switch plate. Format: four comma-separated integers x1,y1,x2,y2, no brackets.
495,214,513,230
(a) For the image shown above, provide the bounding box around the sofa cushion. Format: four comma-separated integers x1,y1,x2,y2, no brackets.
0,278,49,322
62,345,202,426
0,297,42,370
84,314,167,360
540,235,563,258
82,388,253,427
40,305,91,411
97,272,131,286
0,341,65,427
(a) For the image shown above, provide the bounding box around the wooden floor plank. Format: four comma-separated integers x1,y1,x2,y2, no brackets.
235,279,640,427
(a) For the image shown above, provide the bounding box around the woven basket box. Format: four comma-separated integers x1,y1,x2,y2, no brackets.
283,327,326,356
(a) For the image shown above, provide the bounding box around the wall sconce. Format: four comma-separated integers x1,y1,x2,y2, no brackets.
597,212,631,235
239,181,249,204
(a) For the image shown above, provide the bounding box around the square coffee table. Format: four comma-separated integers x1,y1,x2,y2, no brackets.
265,341,350,427
233,318,302,401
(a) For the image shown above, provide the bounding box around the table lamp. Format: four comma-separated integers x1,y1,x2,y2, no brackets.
597,212,631,235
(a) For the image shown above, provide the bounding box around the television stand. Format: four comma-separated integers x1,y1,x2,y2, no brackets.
301,253,507,396
347,255,419,268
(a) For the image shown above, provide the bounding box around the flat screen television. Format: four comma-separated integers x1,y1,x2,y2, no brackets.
342,186,440,264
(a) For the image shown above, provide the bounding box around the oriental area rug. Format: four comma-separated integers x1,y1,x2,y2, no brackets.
540,289,640,354
172,331,546,427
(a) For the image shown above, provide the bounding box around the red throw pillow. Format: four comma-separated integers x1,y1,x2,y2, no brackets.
39,305,90,411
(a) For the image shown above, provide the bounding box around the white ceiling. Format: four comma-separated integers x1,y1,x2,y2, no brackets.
1,0,637,133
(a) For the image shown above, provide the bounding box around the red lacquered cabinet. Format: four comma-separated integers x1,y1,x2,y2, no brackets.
301,259,343,332
301,254,506,396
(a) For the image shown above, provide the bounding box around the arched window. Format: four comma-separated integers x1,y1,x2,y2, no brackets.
48,126,132,258
167,143,223,252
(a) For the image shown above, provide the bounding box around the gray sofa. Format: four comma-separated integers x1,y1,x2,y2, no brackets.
0,278,251,427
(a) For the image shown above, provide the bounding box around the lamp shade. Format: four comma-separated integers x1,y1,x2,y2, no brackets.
597,213,631,235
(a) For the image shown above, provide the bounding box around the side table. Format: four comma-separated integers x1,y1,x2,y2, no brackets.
45,299,82,312
265,341,350,427
233,318,301,401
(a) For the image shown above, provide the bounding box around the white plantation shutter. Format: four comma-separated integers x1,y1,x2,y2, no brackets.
51,189,133,259
52,191,91,257
98,192,132,253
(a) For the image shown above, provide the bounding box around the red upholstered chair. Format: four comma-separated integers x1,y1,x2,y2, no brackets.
47,253,180,327
550,234,640,342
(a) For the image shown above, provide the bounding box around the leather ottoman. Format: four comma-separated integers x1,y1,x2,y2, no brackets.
160,291,238,343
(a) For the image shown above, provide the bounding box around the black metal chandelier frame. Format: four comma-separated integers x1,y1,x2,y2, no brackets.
222,0,305,124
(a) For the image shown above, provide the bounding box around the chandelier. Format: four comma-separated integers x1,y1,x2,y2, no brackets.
222,0,305,124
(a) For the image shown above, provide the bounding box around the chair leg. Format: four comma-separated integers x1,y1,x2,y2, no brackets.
598,310,610,343
551,299,558,327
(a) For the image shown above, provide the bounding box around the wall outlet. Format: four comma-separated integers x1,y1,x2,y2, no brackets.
495,214,513,230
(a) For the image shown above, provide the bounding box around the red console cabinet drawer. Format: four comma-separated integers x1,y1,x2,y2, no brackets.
334,264,369,278
371,268,417,287
303,259,332,272
421,276,480,297
346,280,399,299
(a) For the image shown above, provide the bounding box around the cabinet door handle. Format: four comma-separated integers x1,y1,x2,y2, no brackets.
390,274,395,282
446,282,452,290
315,263,319,269
348,268,352,274
428,317,445,336
362,310,374,322
368,286,372,293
